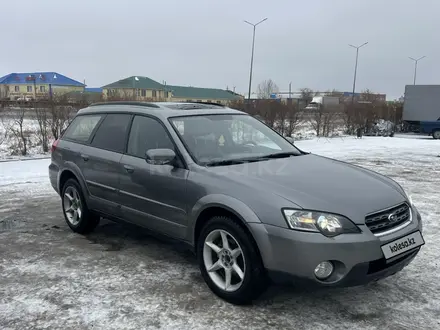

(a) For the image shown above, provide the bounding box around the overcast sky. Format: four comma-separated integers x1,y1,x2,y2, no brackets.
2,0,439,100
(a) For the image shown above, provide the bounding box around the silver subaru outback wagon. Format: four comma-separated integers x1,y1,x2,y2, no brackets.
49,101,424,305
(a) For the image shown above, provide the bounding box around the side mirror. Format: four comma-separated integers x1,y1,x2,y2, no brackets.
145,148,176,165
285,137,294,144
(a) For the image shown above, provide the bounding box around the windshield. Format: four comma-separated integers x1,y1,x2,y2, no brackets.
170,114,301,165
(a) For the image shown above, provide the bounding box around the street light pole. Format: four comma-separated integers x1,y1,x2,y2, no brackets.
409,56,426,85
349,42,368,104
244,18,267,106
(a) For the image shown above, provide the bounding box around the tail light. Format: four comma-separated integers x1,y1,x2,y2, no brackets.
51,139,59,153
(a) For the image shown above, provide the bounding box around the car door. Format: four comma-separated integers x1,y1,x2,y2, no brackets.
118,115,189,239
60,113,104,182
80,113,132,215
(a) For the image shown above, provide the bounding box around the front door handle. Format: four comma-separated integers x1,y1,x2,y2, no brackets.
81,154,89,161
124,165,134,173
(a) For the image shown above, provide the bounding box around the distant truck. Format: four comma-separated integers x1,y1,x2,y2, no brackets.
403,85,440,139
305,96,339,110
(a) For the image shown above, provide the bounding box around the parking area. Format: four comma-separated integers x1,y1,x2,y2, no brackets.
1,135,439,330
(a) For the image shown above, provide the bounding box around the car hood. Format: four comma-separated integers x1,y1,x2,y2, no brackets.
208,154,407,224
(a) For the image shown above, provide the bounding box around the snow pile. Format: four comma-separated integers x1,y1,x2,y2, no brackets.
374,119,394,131
289,122,347,141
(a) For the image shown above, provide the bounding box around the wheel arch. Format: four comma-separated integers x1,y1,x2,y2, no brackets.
189,194,262,249
58,163,89,200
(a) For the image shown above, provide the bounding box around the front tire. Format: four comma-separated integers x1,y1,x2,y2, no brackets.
197,216,268,305
433,130,440,140
61,178,99,234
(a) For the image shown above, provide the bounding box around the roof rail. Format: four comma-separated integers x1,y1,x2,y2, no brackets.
186,101,225,107
89,101,160,108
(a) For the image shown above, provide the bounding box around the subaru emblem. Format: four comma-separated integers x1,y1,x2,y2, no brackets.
388,213,398,223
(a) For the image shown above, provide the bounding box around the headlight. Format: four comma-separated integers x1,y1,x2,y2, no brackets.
282,209,360,237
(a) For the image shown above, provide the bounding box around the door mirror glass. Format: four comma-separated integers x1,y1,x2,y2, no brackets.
145,148,176,165
285,136,294,144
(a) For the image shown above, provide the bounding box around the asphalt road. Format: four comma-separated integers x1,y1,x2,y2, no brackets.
1,145,439,329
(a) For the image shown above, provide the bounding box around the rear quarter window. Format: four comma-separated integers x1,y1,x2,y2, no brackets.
63,115,102,143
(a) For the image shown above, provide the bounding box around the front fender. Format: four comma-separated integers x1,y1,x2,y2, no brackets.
187,194,262,245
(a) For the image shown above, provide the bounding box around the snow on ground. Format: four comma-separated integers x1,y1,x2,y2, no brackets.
0,158,55,200
0,134,439,329
0,118,53,161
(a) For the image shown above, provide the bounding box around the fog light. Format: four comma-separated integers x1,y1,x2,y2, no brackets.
314,261,334,280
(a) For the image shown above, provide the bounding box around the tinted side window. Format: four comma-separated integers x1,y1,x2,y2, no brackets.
63,115,102,143
91,114,132,153
127,116,174,158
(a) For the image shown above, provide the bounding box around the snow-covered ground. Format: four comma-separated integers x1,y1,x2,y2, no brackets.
0,135,439,329
0,118,53,161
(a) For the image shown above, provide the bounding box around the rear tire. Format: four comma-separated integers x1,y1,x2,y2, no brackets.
61,178,99,234
433,130,440,140
197,216,268,305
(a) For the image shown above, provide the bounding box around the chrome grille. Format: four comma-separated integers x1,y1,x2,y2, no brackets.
365,203,411,235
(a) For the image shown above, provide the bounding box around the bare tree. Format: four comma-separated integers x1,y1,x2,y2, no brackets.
255,100,279,129
285,104,302,137
48,95,75,140
321,109,339,137
276,104,289,135
257,79,279,99
341,89,391,135
308,104,339,137
0,113,7,147
299,88,315,108
308,106,324,137
228,99,246,112
34,104,50,152
343,103,357,135
6,108,29,155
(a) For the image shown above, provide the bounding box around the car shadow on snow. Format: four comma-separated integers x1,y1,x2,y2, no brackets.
84,217,197,264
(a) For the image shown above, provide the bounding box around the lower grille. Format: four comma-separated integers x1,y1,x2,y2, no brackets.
367,249,418,274
365,203,411,235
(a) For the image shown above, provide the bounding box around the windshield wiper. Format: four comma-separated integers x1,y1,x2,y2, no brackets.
258,151,299,159
205,158,259,167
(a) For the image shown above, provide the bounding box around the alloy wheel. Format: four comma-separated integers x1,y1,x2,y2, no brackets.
63,186,82,226
203,229,246,292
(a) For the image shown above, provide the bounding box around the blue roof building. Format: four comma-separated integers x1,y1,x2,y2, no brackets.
0,72,84,86
0,72,85,100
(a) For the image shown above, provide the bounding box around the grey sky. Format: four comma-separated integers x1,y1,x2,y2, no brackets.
2,0,439,99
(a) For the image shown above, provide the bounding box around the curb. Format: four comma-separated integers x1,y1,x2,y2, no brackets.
0,156,51,163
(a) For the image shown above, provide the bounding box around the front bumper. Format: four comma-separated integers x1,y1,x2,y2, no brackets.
268,248,420,287
249,206,423,287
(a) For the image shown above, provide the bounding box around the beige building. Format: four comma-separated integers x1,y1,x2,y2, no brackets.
102,76,243,104
0,72,85,100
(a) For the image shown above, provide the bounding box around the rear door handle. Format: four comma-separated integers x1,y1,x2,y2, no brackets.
124,165,134,173
81,154,89,161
